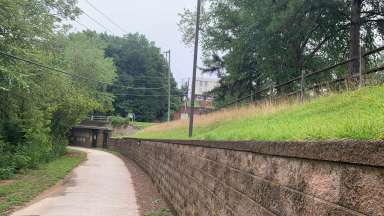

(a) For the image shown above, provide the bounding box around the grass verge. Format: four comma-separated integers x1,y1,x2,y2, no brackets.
135,86,384,141
0,149,86,215
132,122,157,130
111,116,156,129
145,208,172,216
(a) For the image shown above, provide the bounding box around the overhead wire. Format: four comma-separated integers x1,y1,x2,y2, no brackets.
0,51,169,91
71,17,169,90
73,19,89,30
113,94,183,97
35,4,173,94
70,12,170,89
80,9,114,34
0,51,111,85
84,0,128,35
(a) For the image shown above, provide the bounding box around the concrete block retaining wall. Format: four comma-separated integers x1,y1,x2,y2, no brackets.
109,138,384,216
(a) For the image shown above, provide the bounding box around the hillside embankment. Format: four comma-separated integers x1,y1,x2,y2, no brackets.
136,86,384,141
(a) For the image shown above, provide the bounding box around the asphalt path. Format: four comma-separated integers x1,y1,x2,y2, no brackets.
12,147,140,216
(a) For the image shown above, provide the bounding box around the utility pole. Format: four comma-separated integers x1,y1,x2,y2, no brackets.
186,78,190,110
348,0,362,85
188,0,202,137
187,78,190,100
164,50,171,122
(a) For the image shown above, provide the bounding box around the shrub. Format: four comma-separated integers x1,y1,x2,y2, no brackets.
111,116,131,127
13,153,31,170
0,167,15,180
145,209,172,216
0,153,15,180
51,136,68,158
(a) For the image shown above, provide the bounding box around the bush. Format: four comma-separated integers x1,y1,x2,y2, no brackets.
111,116,131,127
145,209,172,216
0,153,15,179
13,153,31,170
51,136,68,158
0,167,15,180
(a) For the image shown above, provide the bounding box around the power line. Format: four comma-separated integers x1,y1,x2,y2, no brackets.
119,86,166,90
114,93,182,97
84,0,128,35
73,19,89,30
0,51,170,90
80,9,114,34
0,51,111,85
98,91,182,97
113,79,168,89
70,23,166,91
117,78,167,84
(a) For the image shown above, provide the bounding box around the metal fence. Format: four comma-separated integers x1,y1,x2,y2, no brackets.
89,115,111,122
216,46,384,110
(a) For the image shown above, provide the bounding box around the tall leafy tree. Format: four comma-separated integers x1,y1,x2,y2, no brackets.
100,33,182,122
179,0,384,105
348,0,384,78
0,1,116,178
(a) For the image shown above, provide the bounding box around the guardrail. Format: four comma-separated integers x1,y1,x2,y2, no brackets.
89,115,111,122
217,45,384,110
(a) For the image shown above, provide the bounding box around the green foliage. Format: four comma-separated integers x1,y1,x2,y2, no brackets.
99,33,182,122
0,154,15,180
132,122,156,130
179,0,384,105
0,1,116,178
111,116,156,129
13,153,31,171
111,116,131,127
145,208,172,216
136,86,384,141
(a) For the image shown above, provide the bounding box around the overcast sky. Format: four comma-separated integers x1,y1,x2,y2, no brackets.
71,0,205,86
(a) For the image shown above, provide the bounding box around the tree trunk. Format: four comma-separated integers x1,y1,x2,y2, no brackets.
348,0,362,83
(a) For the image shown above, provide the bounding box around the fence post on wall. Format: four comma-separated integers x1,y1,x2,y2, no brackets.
300,70,305,103
269,82,274,104
359,46,365,88
250,90,254,103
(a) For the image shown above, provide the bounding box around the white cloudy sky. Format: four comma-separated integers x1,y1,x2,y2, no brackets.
71,0,206,86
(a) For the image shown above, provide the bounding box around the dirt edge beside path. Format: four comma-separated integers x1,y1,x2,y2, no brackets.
112,151,172,215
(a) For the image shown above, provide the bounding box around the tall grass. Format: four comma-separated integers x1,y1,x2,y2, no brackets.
135,85,384,141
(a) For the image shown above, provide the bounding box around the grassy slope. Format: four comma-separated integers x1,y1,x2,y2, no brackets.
131,122,156,130
135,86,384,141
111,116,156,130
0,150,86,215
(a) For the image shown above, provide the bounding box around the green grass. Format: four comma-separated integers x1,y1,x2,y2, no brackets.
145,208,172,216
135,86,384,141
111,116,155,129
131,122,156,130
0,149,86,215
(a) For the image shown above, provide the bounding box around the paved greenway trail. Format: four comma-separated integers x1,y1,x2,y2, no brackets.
13,147,140,216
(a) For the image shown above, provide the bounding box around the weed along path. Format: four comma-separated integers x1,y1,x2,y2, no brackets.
12,147,140,216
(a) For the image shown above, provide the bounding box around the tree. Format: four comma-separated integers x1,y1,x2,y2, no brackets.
100,33,182,122
0,1,116,178
348,0,384,79
49,32,117,145
178,0,384,105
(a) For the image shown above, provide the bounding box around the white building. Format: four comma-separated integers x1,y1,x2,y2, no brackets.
195,78,219,96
